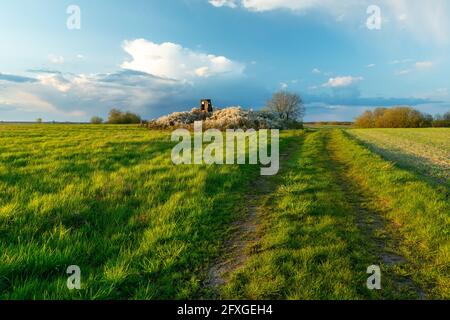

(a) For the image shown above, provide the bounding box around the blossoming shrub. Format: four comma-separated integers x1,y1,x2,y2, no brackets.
147,106,298,130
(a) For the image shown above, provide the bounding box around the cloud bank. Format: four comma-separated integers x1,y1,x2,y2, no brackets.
323,76,363,88
121,39,245,81
0,39,246,121
208,0,450,44
0,69,186,120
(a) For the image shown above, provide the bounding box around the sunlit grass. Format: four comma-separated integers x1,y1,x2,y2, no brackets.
224,131,383,299
333,130,450,298
348,128,450,183
0,124,274,299
1,125,448,300
224,130,449,299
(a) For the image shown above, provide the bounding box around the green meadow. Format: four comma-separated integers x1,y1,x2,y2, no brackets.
0,125,449,299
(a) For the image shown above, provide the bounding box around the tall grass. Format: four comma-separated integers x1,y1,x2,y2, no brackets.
332,130,450,298
348,128,450,183
224,131,386,299
0,124,266,299
223,130,449,299
1,125,448,299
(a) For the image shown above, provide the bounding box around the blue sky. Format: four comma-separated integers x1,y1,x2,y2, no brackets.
0,0,449,122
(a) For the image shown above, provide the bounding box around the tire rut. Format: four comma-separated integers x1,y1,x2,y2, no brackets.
203,139,301,297
326,131,426,299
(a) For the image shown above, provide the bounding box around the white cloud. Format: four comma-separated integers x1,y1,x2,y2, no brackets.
0,40,246,120
395,69,411,76
209,0,450,44
62,70,182,109
434,88,448,96
312,68,321,74
195,66,210,77
0,88,84,116
390,59,413,65
120,39,245,81
37,74,72,92
239,0,359,13
415,61,434,69
280,82,288,89
397,13,408,22
1,90,56,113
323,76,363,88
48,54,64,64
366,64,375,68
395,60,434,75
385,0,449,44
208,0,237,8
0,69,184,120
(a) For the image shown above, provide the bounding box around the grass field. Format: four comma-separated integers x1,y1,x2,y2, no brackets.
0,124,449,299
223,130,449,299
347,128,450,184
0,125,261,299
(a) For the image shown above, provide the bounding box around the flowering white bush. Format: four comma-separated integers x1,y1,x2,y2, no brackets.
147,106,293,130
147,108,208,129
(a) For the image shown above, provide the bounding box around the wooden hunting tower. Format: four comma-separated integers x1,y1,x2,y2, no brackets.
200,99,213,112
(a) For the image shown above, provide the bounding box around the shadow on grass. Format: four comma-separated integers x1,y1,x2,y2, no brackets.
343,131,449,188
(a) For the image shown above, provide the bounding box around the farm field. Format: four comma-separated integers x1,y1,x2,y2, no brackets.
348,128,450,184
223,130,449,299
0,124,298,299
0,125,449,299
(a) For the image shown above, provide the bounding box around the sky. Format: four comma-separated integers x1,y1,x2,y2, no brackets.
0,0,449,122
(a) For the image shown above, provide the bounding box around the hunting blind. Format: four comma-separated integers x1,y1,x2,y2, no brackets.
200,99,213,112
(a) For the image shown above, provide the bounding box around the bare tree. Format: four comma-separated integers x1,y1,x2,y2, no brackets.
267,91,305,122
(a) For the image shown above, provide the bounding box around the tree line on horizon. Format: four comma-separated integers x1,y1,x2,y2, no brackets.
90,108,141,124
355,106,450,128
87,101,449,129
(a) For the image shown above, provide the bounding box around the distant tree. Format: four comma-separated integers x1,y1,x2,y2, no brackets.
444,111,450,121
90,116,103,124
355,106,433,128
36,118,43,123
267,91,305,122
355,110,375,128
432,120,450,127
422,113,434,127
432,111,450,127
108,109,122,123
373,108,388,127
108,108,141,124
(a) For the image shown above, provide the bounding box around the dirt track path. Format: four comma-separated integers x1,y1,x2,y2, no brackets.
203,140,300,297
326,131,425,298
204,130,426,299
